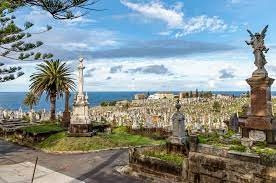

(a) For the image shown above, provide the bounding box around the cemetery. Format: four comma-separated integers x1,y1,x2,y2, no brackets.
0,25,275,182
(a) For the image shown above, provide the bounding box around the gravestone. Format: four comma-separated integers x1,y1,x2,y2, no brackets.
229,113,239,132
168,100,188,144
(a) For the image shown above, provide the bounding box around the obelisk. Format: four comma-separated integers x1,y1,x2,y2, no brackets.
69,57,92,136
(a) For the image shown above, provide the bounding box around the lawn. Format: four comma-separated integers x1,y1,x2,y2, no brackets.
36,127,165,152
22,123,64,134
143,149,185,166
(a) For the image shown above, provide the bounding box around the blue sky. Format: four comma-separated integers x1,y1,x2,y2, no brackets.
1,0,276,91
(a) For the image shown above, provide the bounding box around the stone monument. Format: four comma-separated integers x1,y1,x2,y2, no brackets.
243,25,276,143
62,86,71,128
69,57,92,136
167,100,189,154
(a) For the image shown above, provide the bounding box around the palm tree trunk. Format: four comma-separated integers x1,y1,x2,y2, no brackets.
50,92,57,121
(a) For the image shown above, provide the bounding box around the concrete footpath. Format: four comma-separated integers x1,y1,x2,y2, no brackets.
0,140,142,183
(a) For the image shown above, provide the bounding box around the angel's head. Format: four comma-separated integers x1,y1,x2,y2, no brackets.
255,33,261,37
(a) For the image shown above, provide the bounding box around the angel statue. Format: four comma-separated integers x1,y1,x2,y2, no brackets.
246,25,269,74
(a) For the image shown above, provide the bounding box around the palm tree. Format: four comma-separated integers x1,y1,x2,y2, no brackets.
23,92,39,111
30,60,75,121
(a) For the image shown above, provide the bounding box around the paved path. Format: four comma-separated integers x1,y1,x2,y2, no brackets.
0,140,143,183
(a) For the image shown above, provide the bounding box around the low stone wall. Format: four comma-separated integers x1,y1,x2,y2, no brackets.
129,146,185,182
188,144,276,183
128,140,276,183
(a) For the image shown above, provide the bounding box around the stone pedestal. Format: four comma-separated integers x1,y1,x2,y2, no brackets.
245,76,274,130
243,75,276,143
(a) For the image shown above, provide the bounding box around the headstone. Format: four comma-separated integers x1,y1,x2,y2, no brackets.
168,100,188,144
229,113,239,132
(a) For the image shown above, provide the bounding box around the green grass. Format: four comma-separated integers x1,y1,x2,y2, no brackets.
251,147,276,156
36,127,165,152
143,149,185,166
229,145,246,152
22,124,64,134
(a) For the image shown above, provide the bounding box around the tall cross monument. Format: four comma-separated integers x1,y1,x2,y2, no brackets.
69,57,92,136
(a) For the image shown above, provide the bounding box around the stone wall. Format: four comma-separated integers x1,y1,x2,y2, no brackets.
187,144,276,183
129,143,276,183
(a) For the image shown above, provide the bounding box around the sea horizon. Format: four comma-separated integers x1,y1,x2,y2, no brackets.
0,91,250,112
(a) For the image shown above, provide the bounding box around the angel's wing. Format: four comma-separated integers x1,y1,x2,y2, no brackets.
247,29,254,37
261,25,269,38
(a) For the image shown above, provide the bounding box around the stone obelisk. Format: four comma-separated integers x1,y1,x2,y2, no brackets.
69,57,92,136
243,25,276,144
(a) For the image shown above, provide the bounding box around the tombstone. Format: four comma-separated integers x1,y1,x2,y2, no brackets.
168,100,188,145
3,110,7,119
229,113,239,132
9,112,15,120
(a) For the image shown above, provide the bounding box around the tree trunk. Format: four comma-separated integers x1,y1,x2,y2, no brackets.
50,92,56,121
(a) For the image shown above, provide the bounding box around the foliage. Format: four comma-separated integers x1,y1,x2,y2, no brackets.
251,147,276,156
23,92,39,110
30,60,75,121
143,149,185,166
22,123,64,134
0,0,53,82
229,145,246,152
12,0,104,20
212,101,221,112
100,100,117,107
223,130,236,139
198,132,220,144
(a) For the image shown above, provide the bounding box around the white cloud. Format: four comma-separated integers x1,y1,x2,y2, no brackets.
121,0,184,28
121,0,233,37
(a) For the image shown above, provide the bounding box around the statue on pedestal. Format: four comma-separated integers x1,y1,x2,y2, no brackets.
246,25,269,76
243,25,276,144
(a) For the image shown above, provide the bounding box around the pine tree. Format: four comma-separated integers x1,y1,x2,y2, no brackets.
12,0,104,20
0,0,102,82
0,1,53,82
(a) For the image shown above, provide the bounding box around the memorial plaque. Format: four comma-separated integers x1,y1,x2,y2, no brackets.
249,130,266,142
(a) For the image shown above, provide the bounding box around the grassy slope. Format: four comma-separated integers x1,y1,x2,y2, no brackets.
36,127,165,152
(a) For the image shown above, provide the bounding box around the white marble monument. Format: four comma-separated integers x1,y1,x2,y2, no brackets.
69,57,91,135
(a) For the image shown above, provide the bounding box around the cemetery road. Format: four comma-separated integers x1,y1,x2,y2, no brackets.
0,140,143,183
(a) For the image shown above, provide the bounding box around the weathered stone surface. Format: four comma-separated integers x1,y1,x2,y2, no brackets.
249,130,266,141
245,76,274,130
188,152,276,183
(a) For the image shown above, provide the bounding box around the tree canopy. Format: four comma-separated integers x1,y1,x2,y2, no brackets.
0,0,102,82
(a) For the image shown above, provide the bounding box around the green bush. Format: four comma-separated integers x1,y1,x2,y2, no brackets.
229,145,246,152
223,130,236,139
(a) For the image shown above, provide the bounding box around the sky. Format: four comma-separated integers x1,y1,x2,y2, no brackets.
1,0,276,92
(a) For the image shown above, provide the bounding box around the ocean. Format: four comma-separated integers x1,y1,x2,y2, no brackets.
0,91,250,112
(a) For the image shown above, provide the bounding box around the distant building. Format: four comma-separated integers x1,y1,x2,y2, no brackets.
134,93,146,100
148,92,175,100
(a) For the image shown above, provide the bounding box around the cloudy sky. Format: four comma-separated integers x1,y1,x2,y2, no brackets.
2,0,276,92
